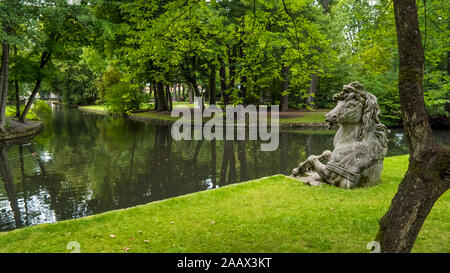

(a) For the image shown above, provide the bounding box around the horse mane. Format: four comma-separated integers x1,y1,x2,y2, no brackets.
333,82,389,155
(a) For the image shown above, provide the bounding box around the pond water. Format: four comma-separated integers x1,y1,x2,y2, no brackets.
0,105,449,231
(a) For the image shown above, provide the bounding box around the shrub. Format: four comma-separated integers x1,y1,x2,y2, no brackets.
97,67,122,101
32,100,53,120
104,80,141,115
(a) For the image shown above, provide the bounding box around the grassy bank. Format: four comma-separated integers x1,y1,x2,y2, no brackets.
0,155,448,253
279,111,327,123
6,106,37,120
79,104,328,127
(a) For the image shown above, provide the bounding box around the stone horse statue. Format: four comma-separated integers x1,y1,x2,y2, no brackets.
291,82,389,189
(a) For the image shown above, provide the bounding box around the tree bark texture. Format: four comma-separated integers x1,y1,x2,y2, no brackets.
281,65,290,112
375,0,450,253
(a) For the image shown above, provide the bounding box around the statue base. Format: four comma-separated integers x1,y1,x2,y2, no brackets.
290,172,325,187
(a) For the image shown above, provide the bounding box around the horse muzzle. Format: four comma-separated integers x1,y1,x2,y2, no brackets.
325,114,337,129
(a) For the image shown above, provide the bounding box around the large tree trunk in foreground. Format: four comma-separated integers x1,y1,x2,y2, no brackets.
375,0,450,253
0,42,10,132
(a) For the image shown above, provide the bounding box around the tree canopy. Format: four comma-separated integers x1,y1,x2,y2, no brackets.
1,0,448,122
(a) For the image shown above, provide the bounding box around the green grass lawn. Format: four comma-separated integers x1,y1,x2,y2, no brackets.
78,105,109,112
79,104,328,125
134,111,179,121
5,105,15,117
279,111,327,124
0,155,448,253
6,105,40,120
172,101,209,108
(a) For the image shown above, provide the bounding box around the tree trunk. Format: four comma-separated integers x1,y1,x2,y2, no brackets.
375,0,450,253
172,85,178,102
209,64,216,105
19,79,42,122
15,79,20,118
0,42,10,132
281,65,290,112
188,84,194,104
153,83,159,110
192,79,200,98
322,0,328,15
20,51,51,122
240,74,247,105
155,82,168,112
305,0,327,109
239,41,247,105
218,56,229,105
14,46,20,118
306,72,317,109
166,84,172,111
229,46,236,102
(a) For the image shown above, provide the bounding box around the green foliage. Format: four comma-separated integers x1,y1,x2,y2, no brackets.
424,70,450,117
32,100,53,120
3,0,449,124
100,69,141,115
318,0,449,124
5,101,52,121
44,55,99,105
6,105,38,120
2,0,113,113
97,66,122,102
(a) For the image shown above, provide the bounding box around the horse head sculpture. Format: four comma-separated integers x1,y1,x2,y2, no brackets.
291,82,389,189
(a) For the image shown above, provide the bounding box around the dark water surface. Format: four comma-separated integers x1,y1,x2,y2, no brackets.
0,106,449,231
